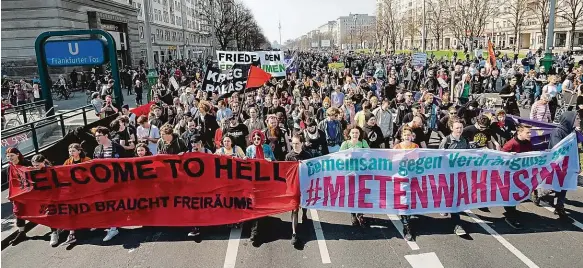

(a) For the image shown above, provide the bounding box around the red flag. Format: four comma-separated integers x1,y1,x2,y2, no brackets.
246,65,272,89
488,39,497,68
131,101,154,117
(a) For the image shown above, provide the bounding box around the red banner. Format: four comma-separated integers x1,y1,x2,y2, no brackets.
8,153,300,229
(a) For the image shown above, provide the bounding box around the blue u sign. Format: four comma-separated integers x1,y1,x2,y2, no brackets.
44,39,107,67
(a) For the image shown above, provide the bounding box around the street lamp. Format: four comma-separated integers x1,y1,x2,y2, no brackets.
541,0,556,73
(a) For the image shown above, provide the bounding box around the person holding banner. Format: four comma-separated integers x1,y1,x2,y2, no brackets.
6,148,32,245
340,125,369,227
438,117,470,236
30,155,65,246
59,143,92,246
92,126,126,241
547,111,578,217
501,124,534,229
318,107,343,153
286,134,312,247
215,135,246,158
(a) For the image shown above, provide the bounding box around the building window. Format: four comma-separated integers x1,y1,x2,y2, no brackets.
139,26,144,39
556,33,567,47
165,30,170,41
172,32,177,41
575,32,583,46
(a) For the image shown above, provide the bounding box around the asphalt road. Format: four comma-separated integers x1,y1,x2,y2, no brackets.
2,185,583,268
3,93,582,268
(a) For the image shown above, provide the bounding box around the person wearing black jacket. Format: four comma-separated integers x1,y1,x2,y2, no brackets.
285,134,312,247
224,113,250,151
545,111,577,217
362,113,385,148
93,126,126,242
301,118,329,157
194,101,219,150
157,124,187,154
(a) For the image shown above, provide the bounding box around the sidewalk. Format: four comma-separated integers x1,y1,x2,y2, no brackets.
1,189,36,249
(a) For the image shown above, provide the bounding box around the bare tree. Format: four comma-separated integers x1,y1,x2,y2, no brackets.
198,0,268,51
502,0,529,52
377,0,401,51
403,11,421,49
445,0,497,50
558,0,583,50
426,0,448,50
529,0,554,50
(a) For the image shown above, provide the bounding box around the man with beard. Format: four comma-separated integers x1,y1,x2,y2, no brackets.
224,113,249,151
394,116,427,148
362,113,385,148
301,118,329,157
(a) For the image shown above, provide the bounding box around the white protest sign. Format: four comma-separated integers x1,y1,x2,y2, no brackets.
412,52,427,69
216,51,285,77
299,133,579,215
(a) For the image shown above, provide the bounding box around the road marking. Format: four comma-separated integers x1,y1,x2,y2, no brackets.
223,228,242,268
387,214,420,250
539,201,583,231
465,210,540,268
405,252,445,268
309,209,331,264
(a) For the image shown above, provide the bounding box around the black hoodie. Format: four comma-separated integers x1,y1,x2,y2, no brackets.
549,111,576,148
362,124,385,148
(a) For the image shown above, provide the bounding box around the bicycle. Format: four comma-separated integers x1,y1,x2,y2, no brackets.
52,85,73,100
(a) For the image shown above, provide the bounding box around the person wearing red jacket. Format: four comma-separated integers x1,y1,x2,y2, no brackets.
501,123,533,229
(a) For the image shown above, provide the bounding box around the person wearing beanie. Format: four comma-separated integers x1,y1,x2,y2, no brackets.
362,112,385,148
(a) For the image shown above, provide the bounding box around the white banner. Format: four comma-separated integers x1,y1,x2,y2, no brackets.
299,134,579,215
216,51,286,77
321,40,331,47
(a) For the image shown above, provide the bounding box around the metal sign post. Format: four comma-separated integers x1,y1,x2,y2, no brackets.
35,29,123,116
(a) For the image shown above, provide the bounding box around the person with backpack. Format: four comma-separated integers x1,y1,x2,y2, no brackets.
438,117,470,236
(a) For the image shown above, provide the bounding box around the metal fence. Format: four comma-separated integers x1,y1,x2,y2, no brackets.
1,105,96,173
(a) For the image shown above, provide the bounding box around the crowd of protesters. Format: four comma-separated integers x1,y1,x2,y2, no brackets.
5,49,583,248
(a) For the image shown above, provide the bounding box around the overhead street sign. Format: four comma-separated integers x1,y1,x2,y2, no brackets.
44,39,107,66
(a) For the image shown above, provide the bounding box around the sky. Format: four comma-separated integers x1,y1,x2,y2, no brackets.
241,0,376,44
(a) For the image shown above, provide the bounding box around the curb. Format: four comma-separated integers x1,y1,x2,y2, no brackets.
1,221,37,250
